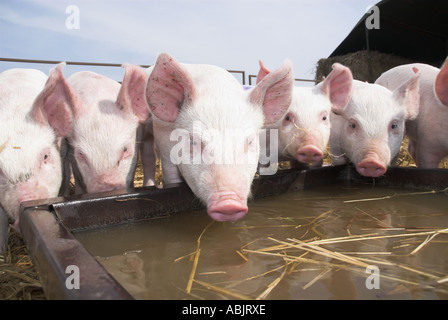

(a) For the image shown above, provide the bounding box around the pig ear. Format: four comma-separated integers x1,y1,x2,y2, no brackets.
146,53,196,122
435,58,448,106
256,60,271,84
319,63,353,113
117,64,150,123
393,69,420,120
249,59,293,125
31,62,74,137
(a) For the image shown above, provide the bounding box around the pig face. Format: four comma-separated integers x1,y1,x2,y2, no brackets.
173,94,264,221
375,59,448,168
276,88,331,165
0,65,71,232
331,76,419,177
0,123,62,227
257,62,353,166
64,64,150,193
146,53,293,221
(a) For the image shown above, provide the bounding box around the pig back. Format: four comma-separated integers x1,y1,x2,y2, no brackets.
0,68,47,118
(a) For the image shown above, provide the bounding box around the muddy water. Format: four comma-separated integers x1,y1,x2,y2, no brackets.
74,182,448,300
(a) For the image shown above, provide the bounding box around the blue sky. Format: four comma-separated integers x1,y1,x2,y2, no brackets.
0,0,376,85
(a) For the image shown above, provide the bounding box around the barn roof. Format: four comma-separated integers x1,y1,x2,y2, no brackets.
330,0,448,67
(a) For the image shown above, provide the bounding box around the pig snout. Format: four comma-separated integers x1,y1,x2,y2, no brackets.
207,192,248,222
13,182,52,232
88,174,126,193
296,145,323,164
16,181,50,203
356,152,387,177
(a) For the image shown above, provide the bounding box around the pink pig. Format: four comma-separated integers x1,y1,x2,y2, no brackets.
54,64,150,194
330,74,420,177
0,64,71,251
256,61,353,167
145,53,293,221
375,58,448,168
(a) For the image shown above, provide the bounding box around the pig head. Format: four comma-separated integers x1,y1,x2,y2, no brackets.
0,64,71,251
257,61,352,166
330,74,420,177
53,64,150,194
375,58,448,168
146,53,293,221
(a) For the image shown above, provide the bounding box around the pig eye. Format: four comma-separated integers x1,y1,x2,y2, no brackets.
122,146,131,157
322,116,327,121
39,149,52,168
189,134,204,154
284,113,292,122
76,151,87,163
390,123,398,130
349,122,357,129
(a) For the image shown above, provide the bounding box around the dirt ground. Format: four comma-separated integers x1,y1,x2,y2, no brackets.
1,138,447,300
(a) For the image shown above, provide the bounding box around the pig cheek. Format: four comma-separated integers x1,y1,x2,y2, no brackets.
279,123,298,156
388,122,405,162
75,152,91,176
342,120,360,161
0,185,17,221
37,149,63,195
0,172,16,219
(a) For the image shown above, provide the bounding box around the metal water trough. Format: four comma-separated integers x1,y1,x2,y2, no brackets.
19,164,448,300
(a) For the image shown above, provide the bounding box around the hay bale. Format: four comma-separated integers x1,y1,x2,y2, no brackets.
315,50,415,83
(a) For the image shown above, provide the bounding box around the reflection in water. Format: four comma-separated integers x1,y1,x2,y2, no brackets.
74,183,448,300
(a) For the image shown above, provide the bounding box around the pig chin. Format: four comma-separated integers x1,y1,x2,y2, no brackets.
206,192,249,222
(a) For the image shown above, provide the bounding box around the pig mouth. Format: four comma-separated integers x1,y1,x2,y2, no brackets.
207,192,248,222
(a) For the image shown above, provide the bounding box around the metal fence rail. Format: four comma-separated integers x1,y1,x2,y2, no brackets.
0,57,247,85
0,57,316,85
